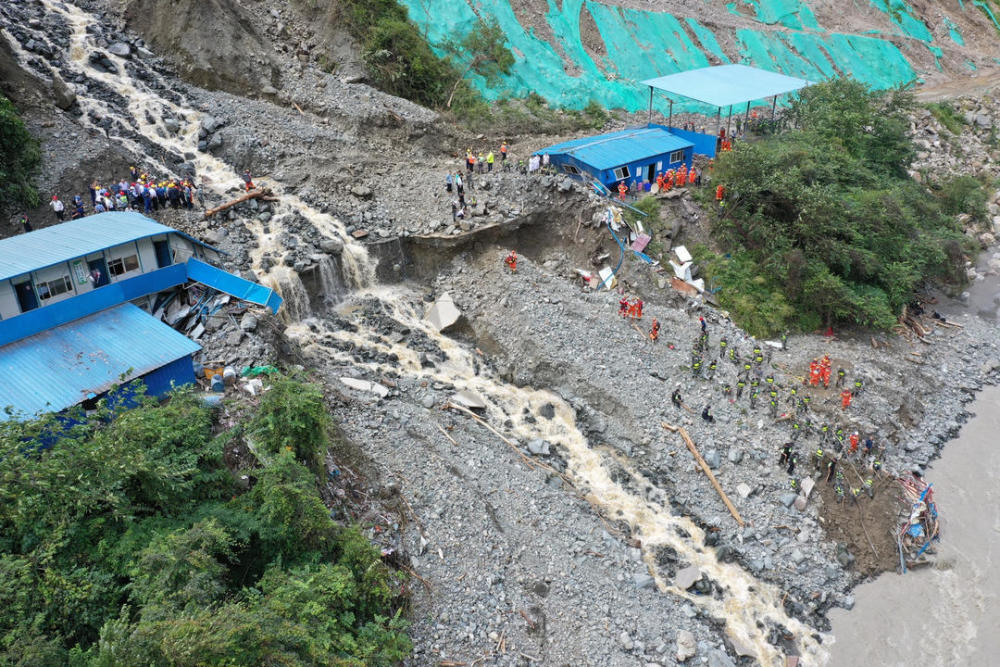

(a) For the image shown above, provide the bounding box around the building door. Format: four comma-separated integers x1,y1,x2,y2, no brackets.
14,281,38,312
647,164,656,182
153,240,172,268
88,258,109,287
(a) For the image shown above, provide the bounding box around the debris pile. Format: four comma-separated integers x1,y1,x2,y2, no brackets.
895,473,940,572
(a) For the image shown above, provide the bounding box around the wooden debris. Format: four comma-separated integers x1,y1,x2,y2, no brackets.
204,188,273,218
663,422,745,527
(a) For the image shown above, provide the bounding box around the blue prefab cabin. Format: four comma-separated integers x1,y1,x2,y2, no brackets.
535,124,694,191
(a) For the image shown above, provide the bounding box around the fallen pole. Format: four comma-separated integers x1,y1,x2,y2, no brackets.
204,188,273,218
663,422,745,527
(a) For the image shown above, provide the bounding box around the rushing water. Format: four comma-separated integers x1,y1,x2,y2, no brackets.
827,385,1000,666
8,3,835,661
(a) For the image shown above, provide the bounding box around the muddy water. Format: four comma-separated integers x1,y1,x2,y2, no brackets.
827,385,1000,665
14,3,836,662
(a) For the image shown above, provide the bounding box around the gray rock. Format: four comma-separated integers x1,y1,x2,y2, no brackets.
780,493,798,508
619,631,633,650
226,330,244,346
842,594,855,610
558,177,574,193
320,237,344,254
163,118,180,134
633,572,655,590
704,449,721,469
675,565,701,590
706,649,736,667
421,395,435,409
526,439,550,456
736,482,752,499
676,629,697,662
240,315,259,332
789,548,805,564
351,184,373,199
201,115,221,134
208,134,224,150
727,448,743,464
107,42,131,58
51,74,76,110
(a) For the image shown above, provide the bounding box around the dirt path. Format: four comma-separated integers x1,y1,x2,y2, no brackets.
915,71,1000,102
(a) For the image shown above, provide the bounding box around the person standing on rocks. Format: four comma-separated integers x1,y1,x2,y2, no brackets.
487,150,495,172
500,141,508,163
477,152,485,173
672,384,683,408
841,389,853,410
504,250,517,273
242,170,254,192
50,195,65,222
455,172,463,196
836,367,847,389
779,442,793,467
650,318,660,342
446,173,453,193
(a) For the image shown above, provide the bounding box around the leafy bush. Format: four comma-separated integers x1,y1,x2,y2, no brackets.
0,94,40,215
933,174,989,222
249,374,330,467
708,78,968,333
926,101,966,134
0,380,410,664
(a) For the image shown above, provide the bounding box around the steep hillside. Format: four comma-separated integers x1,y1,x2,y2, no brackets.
400,0,1000,112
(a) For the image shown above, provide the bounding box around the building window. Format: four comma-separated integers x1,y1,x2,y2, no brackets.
613,166,630,180
562,164,581,175
37,275,73,301
108,254,140,277
669,150,685,163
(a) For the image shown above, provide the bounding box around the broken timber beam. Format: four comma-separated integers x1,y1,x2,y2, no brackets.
663,422,745,527
204,188,273,218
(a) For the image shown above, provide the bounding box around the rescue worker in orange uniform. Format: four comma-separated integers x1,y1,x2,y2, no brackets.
849,432,860,456
504,250,517,273
688,167,697,185
715,184,725,202
619,296,629,318
677,163,687,187
650,318,660,342
634,298,644,320
664,169,674,191
840,389,852,410
656,173,664,191
820,355,832,388
809,359,820,386
618,181,627,201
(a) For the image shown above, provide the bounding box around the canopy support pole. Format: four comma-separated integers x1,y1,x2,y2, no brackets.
744,101,751,132
648,87,654,125
668,99,673,128
772,96,777,121
726,105,733,138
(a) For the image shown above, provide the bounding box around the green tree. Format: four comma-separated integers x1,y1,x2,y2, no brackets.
704,78,970,334
443,18,514,108
0,94,40,215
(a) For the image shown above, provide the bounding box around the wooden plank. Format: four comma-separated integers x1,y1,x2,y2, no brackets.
203,188,272,218
663,422,745,527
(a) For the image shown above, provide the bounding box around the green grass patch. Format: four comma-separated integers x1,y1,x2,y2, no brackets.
925,101,966,134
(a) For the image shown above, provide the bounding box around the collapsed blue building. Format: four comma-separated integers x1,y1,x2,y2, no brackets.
0,212,282,421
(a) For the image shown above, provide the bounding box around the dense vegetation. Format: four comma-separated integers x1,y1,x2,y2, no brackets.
700,79,977,336
0,377,410,665
0,94,40,216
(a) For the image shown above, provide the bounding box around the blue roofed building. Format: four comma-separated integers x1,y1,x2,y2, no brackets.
0,212,283,421
534,124,694,191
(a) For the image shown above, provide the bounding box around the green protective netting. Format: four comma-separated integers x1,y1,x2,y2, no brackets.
397,0,926,112
868,0,934,41
974,0,1000,31
944,18,965,45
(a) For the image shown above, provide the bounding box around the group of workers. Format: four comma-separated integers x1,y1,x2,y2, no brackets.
39,166,198,228
466,142,509,175
618,296,645,319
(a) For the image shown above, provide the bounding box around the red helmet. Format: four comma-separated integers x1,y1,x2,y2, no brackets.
52,195,58,200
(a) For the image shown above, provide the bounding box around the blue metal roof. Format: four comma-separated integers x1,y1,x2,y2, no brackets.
535,127,694,170
0,212,220,282
642,64,813,109
0,303,200,421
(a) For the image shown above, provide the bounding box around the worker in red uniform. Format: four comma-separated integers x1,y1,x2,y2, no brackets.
663,169,674,191
619,296,629,318
849,432,860,456
841,389,852,410
820,355,832,388
677,163,687,187
618,181,627,201
688,167,697,186
715,184,725,202
634,298,644,320
650,318,660,342
809,359,820,386
656,173,664,191
504,250,517,273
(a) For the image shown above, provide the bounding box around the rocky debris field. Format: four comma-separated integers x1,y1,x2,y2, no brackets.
6,0,1000,663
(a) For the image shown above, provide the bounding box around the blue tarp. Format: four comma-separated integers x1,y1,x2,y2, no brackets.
642,64,814,108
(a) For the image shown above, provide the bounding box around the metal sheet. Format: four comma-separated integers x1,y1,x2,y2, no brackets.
0,211,221,282
0,303,200,421
642,64,813,109
534,127,694,171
